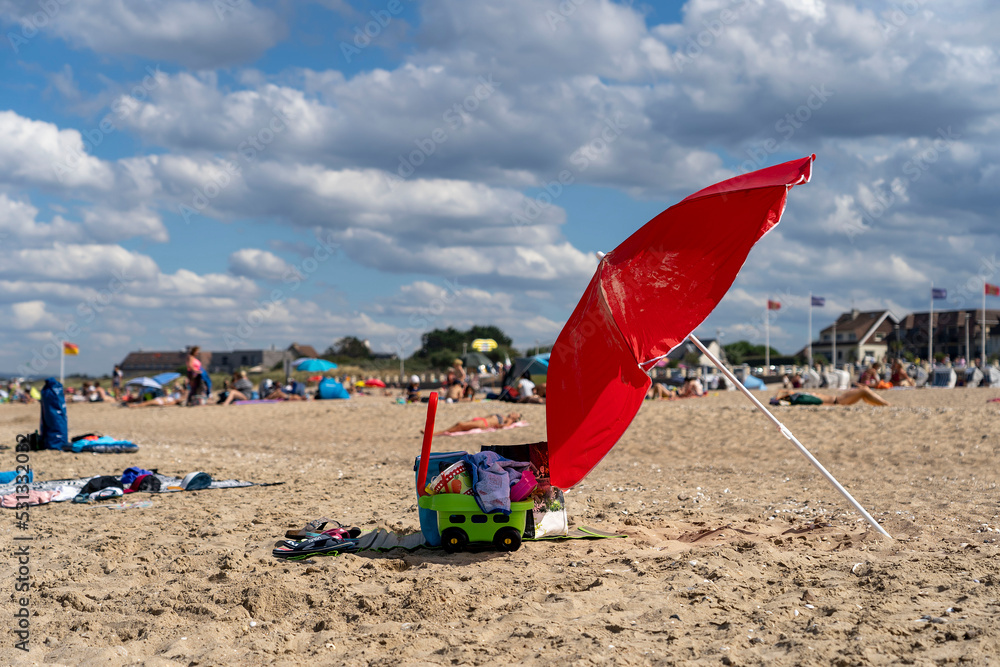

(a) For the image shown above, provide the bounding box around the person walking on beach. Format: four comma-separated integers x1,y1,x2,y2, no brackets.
186,346,203,406
112,364,123,399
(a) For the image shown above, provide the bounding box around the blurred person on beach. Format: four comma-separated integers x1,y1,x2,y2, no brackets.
405,375,421,403
433,411,522,435
774,386,889,406
186,346,204,405
517,371,543,403
677,376,705,397
890,360,916,387
857,362,882,387
463,369,480,400
284,377,307,398
221,371,255,405
262,380,305,401
112,365,123,398
89,381,116,403
127,383,187,408
452,359,467,389
647,382,676,399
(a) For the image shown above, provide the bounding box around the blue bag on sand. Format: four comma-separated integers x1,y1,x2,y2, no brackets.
40,378,68,450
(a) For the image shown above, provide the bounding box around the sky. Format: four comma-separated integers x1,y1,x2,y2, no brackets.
0,0,997,377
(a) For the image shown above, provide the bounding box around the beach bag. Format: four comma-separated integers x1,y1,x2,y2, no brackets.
39,378,68,450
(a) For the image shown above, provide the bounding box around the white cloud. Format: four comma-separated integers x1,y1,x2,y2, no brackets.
1,244,158,282
0,0,285,68
228,248,296,281
8,301,61,330
0,111,113,189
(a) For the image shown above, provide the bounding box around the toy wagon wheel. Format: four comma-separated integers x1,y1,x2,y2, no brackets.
492,527,521,552
441,528,468,553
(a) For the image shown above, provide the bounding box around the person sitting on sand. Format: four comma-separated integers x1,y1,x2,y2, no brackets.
857,362,882,387
89,381,117,403
677,376,704,398
262,382,306,401
517,372,543,404
221,371,255,405
890,360,915,387
773,386,889,407
434,412,522,435
647,382,676,399
405,375,421,403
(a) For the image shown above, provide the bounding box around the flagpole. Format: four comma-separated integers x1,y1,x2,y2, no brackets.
764,299,770,375
832,322,837,368
984,282,988,366
60,341,65,385
688,334,892,540
928,284,934,364
807,293,813,368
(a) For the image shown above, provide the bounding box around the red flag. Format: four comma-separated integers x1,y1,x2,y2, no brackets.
767,300,781,310
986,283,1000,296
63,342,79,355
546,155,814,489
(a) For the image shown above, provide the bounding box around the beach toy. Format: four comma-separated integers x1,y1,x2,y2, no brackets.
426,461,474,496
416,392,532,552
509,468,537,502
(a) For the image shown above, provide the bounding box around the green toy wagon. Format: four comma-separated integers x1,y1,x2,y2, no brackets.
418,493,534,552
416,393,535,552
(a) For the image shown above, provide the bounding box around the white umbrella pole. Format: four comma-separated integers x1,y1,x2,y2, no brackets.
688,334,892,540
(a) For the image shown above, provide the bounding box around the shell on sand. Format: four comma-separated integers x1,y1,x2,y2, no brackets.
2,387,998,664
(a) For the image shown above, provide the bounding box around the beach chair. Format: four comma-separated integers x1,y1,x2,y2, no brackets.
913,366,929,388
824,369,850,390
986,367,1000,388
801,368,822,389
965,367,983,388
931,367,957,388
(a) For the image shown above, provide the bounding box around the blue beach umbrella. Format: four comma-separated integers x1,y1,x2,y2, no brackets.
152,372,181,386
125,377,162,389
293,358,338,372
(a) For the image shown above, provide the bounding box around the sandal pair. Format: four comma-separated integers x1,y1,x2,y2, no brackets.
285,517,360,540
272,533,360,560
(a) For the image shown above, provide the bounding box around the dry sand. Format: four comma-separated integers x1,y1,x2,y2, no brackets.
2,387,1000,665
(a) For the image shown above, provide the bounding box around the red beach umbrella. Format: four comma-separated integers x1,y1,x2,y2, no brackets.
365,378,386,387
546,155,815,490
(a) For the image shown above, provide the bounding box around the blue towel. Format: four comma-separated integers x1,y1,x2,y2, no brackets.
66,436,139,453
0,470,32,484
461,451,531,515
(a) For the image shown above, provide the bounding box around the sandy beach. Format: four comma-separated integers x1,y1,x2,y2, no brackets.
3,387,1000,665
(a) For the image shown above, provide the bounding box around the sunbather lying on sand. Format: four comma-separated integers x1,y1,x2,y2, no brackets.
774,386,889,406
127,388,187,408
433,412,522,435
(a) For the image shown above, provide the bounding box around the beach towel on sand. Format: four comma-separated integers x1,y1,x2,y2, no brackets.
0,473,276,508
64,435,139,453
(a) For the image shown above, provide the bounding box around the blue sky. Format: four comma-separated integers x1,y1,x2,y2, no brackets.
1,0,998,376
